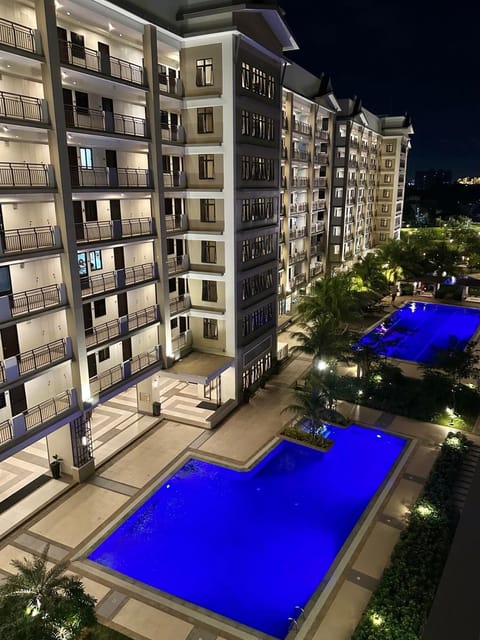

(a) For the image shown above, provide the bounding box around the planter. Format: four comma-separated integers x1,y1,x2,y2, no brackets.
50,459,61,479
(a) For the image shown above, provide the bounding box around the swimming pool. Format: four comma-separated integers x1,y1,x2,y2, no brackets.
88,426,406,639
357,302,480,364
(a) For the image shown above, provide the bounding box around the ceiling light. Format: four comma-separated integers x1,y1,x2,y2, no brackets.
2,126,8,132
66,11,71,15
108,22,114,31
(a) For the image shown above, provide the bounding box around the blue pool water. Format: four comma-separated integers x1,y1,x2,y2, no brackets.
89,426,406,639
357,302,480,364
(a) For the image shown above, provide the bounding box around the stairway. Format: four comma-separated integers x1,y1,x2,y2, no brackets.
453,443,480,513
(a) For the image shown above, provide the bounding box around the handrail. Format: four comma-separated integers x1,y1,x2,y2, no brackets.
0,419,12,444
10,284,62,316
3,225,55,252
64,105,147,137
0,18,36,53
0,91,44,121
17,338,67,374
24,390,72,430
71,166,150,189
0,162,53,188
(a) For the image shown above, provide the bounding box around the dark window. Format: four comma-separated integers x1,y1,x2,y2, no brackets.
201,241,217,263
199,154,214,179
170,318,178,330
98,347,110,362
196,58,213,86
75,91,89,115
168,278,176,293
0,392,5,409
94,299,106,318
203,318,218,339
202,280,217,302
197,107,214,134
71,32,85,59
200,199,216,222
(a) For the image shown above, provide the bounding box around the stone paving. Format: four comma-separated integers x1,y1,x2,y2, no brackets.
0,325,475,640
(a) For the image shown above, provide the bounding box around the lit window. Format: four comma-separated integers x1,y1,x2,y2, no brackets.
197,107,214,134
199,155,215,179
200,199,216,222
196,58,214,86
79,147,93,169
203,318,218,339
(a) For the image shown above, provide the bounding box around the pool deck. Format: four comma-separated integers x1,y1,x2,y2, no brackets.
0,320,478,640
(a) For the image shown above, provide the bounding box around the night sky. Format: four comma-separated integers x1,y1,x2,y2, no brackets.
279,0,480,179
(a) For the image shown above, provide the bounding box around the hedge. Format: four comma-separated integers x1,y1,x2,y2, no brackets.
352,432,470,640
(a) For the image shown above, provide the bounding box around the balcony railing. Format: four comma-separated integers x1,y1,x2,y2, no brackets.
163,171,187,188
9,284,63,317
289,251,306,264
0,162,55,188
161,124,185,143
312,177,327,188
310,263,324,277
290,227,307,239
89,346,161,394
71,166,151,189
24,389,73,431
0,91,46,122
292,150,310,162
167,254,189,274
313,155,328,165
81,271,117,297
311,221,325,234
0,419,12,445
65,106,147,137
292,272,307,287
86,318,120,348
124,262,157,286
159,75,182,97
0,18,38,54
59,40,144,86
17,338,68,375
165,215,187,233
170,294,191,315
171,330,192,352
127,305,159,331
316,130,329,141
291,177,309,188
310,243,323,256
85,306,160,348
76,217,153,242
2,226,57,253
290,202,308,214
292,120,312,136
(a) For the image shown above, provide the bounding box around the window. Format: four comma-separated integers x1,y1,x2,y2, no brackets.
79,147,93,169
170,318,178,330
383,175,392,184
339,124,347,137
332,226,341,237
168,278,176,293
98,347,110,362
241,110,250,136
203,318,218,339
0,392,5,409
241,62,250,89
381,204,389,213
383,189,390,197
332,244,340,255
380,218,389,228
201,241,217,263
94,299,106,318
334,188,343,198
200,199,216,222
88,249,102,271
379,232,387,241
385,159,393,168
333,207,342,217
199,154,214,180
196,58,213,86
336,168,344,179
71,32,85,59
197,107,214,134
385,143,394,152
77,252,87,277
202,280,217,302
75,91,89,115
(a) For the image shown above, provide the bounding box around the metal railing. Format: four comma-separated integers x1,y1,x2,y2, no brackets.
76,217,153,242
312,177,327,188
292,150,310,162
167,254,189,274
292,273,307,287
312,199,326,211
0,18,37,53
3,226,55,253
0,91,44,122
86,319,120,348
121,217,153,237
0,419,12,444
163,171,187,188
316,130,329,140
0,162,54,188
131,345,160,374
17,338,68,375
81,271,117,297
311,221,325,234
59,40,144,86
160,124,185,143
10,284,62,316
170,294,190,315
90,364,123,395
292,120,311,136
290,227,307,239
289,251,306,264
127,305,158,331
159,75,182,96
164,215,186,232
124,262,156,286
76,220,113,242
310,263,324,277
24,389,72,431
71,166,150,189
171,330,192,351
291,177,309,188
290,202,308,214
64,106,147,137
313,155,328,165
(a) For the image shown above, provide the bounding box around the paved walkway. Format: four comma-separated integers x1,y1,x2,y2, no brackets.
0,335,470,640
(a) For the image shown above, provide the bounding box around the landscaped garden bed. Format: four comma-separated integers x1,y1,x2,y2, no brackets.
352,431,470,639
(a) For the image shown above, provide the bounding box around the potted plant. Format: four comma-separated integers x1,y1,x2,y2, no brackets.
50,455,62,479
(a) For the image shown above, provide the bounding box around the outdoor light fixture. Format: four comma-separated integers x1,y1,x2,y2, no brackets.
81,436,88,446
370,613,384,627
317,359,328,371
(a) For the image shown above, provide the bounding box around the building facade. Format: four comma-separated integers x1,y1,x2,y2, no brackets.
0,0,411,486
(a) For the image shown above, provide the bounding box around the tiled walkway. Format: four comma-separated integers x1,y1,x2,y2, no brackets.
0,332,476,640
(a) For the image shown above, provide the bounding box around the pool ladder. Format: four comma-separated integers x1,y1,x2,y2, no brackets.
287,606,305,635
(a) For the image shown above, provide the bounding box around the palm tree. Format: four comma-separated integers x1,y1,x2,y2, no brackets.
290,314,351,365
0,546,96,640
283,374,330,437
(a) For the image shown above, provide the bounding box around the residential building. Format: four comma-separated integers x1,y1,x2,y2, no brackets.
329,97,413,269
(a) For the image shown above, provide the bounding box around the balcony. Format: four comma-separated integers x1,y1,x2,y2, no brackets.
86,318,120,348
70,167,151,190
8,338,71,380
290,202,308,214
0,91,47,123
159,76,183,97
316,130,329,141
292,272,307,288
291,177,309,189
310,243,323,257
65,106,148,137
76,217,153,243
161,124,185,143
80,263,156,298
163,172,187,189
313,155,328,165
278,259,285,271
170,294,191,315
165,214,187,233
292,150,310,163
167,254,189,275
23,389,74,431
59,40,144,86
1,226,59,254
310,263,323,278
89,346,161,395
0,419,12,445
171,330,192,353
311,221,325,234
290,227,307,239
312,177,326,188
350,139,359,149
0,162,55,189
0,284,65,322
0,18,40,55
289,251,306,264
292,120,311,136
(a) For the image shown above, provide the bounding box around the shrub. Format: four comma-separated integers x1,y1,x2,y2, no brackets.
281,424,334,451
352,432,470,640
